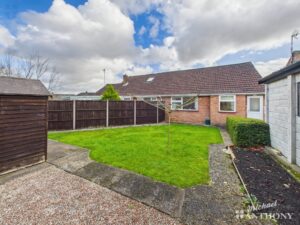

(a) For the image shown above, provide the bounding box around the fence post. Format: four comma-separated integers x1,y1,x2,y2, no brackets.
106,100,109,127
73,100,76,130
157,101,159,124
134,99,136,125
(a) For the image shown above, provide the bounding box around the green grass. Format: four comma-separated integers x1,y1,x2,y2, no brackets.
48,124,223,188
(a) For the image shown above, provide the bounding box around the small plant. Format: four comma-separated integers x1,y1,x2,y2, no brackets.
240,185,246,195
243,194,259,208
101,84,121,101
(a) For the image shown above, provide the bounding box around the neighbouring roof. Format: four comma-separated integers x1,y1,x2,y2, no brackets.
286,51,300,66
0,76,50,96
77,91,98,96
97,62,264,96
259,61,300,84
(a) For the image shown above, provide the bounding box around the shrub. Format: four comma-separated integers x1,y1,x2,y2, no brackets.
101,84,121,101
226,116,270,147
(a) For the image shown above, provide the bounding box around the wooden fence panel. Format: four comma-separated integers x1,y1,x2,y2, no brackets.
136,101,158,124
48,101,73,130
109,101,134,126
48,100,165,131
76,101,106,129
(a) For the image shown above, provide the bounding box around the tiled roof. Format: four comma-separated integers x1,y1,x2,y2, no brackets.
0,76,50,96
97,62,264,96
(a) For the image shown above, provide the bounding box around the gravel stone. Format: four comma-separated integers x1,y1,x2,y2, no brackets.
0,166,182,225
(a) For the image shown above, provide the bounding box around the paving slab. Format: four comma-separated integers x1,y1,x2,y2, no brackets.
50,151,93,173
75,162,184,217
47,140,88,163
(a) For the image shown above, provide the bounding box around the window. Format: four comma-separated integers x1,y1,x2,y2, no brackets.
249,98,260,112
219,95,236,112
143,97,157,102
146,77,154,82
171,96,198,110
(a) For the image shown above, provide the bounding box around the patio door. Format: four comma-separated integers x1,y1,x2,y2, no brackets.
247,96,263,120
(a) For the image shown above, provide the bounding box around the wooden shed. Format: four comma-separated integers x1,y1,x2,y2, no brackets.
0,76,50,174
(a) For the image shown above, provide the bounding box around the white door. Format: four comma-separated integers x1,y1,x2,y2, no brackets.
247,96,263,120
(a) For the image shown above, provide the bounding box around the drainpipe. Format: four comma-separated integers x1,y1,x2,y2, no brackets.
287,75,296,164
265,85,269,123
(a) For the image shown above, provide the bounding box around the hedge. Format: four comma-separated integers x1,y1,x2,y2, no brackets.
226,116,270,147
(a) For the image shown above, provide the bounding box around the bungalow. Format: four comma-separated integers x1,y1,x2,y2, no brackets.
97,62,265,126
259,55,300,166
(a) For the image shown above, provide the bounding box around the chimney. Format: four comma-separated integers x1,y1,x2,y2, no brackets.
287,51,300,66
122,74,129,84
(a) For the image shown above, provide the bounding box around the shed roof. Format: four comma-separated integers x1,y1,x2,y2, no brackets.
259,61,300,84
0,76,50,96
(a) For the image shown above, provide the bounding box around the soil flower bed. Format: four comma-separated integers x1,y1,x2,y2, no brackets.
48,124,223,188
233,148,300,225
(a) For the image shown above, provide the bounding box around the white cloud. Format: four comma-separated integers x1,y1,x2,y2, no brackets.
124,65,153,76
160,0,300,65
4,0,141,93
148,16,160,38
138,26,146,36
0,25,15,50
255,58,289,76
110,0,163,15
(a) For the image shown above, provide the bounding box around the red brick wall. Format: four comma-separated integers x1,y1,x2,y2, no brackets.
210,95,246,126
162,95,263,126
163,96,210,124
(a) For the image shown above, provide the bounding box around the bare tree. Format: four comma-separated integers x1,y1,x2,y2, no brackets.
0,52,60,91
18,54,35,79
0,54,14,76
46,67,60,92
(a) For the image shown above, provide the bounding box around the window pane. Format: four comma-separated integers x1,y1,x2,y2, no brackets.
250,98,260,112
220,95,234,101
172,97,182,101
220,102,234,111
172,102,182,110
183,97,196,110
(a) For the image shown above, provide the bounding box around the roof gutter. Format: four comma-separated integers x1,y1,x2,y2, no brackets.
259,61,300,84
120,92,265,98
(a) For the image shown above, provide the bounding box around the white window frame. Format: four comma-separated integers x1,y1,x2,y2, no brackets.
143,97,157,101
219,95,236,112
171,96,198,111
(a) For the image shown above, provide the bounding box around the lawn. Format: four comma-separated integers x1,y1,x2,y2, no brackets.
48,124,223,188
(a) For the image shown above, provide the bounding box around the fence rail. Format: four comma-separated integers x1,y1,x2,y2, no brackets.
48,100,165,131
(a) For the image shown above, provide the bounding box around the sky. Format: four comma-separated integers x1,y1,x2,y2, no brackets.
0,0,300,93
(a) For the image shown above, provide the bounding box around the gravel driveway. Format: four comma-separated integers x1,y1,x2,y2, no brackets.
0,165,181,225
